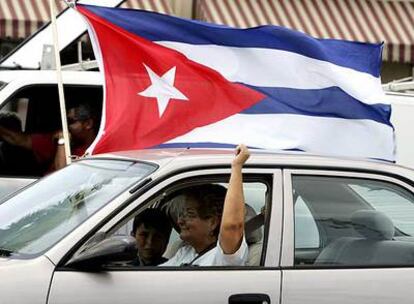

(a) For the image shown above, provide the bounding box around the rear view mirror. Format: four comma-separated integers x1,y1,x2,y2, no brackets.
66,235,137,271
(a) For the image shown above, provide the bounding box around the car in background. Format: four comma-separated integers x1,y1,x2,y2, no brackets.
0,0,124,197
0,69,103,197
1,149,414,304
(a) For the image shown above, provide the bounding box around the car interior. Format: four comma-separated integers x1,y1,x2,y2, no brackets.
107,176,270,267
293,176,414,267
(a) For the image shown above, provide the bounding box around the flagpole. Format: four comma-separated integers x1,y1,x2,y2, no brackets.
49,0,72,165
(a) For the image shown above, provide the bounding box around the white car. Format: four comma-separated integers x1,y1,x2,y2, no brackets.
0,0,413,202
1,149,414,304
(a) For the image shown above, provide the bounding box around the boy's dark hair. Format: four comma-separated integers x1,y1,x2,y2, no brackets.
132,208,172,236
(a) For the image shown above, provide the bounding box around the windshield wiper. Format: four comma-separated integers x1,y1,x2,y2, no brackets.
0,248,13,257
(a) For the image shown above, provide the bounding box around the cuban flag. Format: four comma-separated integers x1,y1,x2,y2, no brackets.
77,4,394,161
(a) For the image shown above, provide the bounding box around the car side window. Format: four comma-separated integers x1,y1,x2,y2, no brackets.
294,195,320,250
293,175,414,267
108,178,270,268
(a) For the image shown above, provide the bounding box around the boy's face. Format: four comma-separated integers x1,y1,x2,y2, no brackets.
134,223,168,265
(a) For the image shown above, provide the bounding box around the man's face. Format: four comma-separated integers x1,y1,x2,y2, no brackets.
134,224,168,265
67,108,89,143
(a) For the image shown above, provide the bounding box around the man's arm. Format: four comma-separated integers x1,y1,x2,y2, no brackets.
51,131,68,171
0,126,32,149
219,144,250,254
52,145,67,171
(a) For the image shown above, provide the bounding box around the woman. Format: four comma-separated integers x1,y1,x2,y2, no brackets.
161,144,250,266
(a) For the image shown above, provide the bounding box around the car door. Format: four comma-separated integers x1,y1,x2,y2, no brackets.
48,168,283,304
281,169,414,304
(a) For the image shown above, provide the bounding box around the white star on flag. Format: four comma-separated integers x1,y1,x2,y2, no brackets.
138,64,188,117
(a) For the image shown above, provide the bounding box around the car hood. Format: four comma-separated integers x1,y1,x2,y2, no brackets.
0,256,55,304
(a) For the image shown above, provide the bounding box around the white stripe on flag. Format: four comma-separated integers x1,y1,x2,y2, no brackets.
157,41,385,105
166,114,395,160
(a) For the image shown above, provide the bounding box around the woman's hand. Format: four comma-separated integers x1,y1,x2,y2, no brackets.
232,144,250,167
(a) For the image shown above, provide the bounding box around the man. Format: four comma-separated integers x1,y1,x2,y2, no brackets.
52,103,99,171
130,209,172,266
0,103,99,174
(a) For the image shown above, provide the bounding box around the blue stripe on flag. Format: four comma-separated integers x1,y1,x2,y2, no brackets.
243,86,391,126
80,4,383,77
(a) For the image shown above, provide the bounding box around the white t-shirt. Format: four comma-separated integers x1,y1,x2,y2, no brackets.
160,237,248,267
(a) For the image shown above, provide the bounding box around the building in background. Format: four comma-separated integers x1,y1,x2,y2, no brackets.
1,0,412,83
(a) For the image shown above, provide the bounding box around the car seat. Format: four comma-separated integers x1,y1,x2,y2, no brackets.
315,210,414,266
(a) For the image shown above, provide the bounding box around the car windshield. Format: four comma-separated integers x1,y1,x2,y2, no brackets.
0,159,157,258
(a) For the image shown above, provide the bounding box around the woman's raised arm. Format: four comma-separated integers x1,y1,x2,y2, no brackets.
219,144,250,254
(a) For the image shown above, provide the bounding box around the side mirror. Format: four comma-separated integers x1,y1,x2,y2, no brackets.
66,235,137,271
